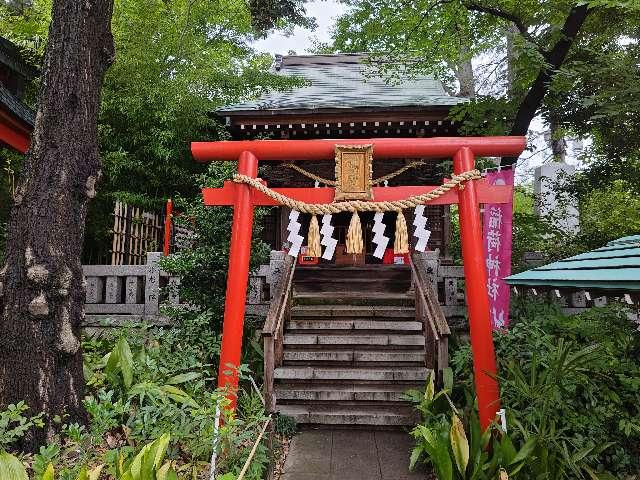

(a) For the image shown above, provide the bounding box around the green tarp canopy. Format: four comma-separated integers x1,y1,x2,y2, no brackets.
505,235,640,292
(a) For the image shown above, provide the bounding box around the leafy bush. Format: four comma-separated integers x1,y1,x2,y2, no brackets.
1,330,273,479
274,415,297,438
407,371,538,480
451,300,640,477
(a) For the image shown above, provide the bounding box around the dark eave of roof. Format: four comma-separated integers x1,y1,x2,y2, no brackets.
219,105,453,118
0,81,35,127
0,36,39,80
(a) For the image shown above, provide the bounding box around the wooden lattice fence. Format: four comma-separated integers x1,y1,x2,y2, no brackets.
111,201,164,265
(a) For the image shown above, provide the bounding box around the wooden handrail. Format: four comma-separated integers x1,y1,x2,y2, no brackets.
262,255,296,412
409,252,450,374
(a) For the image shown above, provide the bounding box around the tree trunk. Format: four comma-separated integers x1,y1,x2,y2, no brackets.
549,116,567,162
0,0,114,451
456,44,476,98
505,23,519,99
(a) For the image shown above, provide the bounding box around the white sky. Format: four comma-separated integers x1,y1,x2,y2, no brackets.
252,1,581,184
253,0,347,55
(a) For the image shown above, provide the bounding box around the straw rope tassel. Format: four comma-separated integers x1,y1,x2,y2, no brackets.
346,211,364,254
394,211,409,254
307,214,322,257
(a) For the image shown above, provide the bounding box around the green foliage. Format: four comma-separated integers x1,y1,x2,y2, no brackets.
1,329,273,478
0,0,304,261
407,371,537,479
0,401,44,450
451,300,640,476
274,414,297,437
159,162,270,353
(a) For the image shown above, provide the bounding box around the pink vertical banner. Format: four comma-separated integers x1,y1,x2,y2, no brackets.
483,168,514,329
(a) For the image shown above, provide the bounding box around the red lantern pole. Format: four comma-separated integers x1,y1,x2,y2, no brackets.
217,150,258,409
454,147,501,431
163,199,173,256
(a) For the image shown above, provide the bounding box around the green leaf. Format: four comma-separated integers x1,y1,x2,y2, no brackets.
165,372,201,385
117,337,134,389
160,385,199,407
217,474,236,480
509,436,537,465
88,464,103,480
424,370,435,403
152,433,171,469
409,445,422,470
450,414,469,475
42,463,54,480
75,466,88,480
442,367,454,392
0,452,28,480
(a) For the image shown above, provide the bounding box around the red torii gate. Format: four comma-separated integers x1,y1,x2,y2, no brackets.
192,136,526,430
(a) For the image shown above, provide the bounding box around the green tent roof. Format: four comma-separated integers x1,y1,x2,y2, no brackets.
505,235,640,291
218,53,467,114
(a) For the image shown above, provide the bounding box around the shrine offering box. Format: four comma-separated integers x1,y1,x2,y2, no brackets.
334,244,365,265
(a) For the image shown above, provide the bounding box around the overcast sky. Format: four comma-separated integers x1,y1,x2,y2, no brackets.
253,0,346,55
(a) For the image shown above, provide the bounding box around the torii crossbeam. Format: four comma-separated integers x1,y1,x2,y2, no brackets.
192,136,526,430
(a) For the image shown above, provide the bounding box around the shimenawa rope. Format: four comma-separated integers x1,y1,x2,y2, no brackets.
233,169,481,255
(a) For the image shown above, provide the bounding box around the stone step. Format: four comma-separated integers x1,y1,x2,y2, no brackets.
283,334,425,347
274,366,429,382
275,383,422,402
294,291,414,307
291,305,415,318
276,404,419,426
288,319,423,331
283,349,425,364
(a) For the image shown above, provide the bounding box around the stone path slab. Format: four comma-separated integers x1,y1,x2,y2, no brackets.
280,429,430,480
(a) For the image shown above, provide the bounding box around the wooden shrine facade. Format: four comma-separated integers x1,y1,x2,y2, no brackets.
218,54,470,261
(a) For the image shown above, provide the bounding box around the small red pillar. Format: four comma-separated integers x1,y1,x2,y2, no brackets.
217,151,259,409
163,199,173,256
454,147,501,431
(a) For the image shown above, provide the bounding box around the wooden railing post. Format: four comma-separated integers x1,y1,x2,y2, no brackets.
262,255,295,414
410,252,451,380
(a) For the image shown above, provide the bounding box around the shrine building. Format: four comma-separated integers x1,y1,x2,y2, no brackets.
217,53,468,264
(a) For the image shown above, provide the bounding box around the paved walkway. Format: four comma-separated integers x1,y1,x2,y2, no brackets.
280,429,430,480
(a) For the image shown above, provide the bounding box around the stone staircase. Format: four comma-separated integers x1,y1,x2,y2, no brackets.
273,265,430,426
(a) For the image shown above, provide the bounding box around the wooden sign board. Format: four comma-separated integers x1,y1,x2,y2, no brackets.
334,144,373,201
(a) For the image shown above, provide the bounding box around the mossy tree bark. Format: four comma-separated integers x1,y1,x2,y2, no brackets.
0,0,114,450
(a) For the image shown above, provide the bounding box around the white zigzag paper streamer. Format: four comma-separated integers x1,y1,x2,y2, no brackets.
320,214,337,260
372,212,390,259
413,205,431,252
286,210,304,257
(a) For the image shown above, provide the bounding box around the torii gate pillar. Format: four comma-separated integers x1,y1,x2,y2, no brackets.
217,151,258,407
454,147,500,427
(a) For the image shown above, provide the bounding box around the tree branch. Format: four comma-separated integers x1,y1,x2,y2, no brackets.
502,4,590,165
464,1,539,47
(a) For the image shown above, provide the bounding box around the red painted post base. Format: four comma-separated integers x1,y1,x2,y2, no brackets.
454,147,501,431
216,151,258,409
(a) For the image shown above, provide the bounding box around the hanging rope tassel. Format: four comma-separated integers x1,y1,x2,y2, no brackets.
307,214,322,257
394,210,409,254
346,211,363,254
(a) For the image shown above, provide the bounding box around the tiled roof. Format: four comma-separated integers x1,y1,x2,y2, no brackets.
505,235,640,291
0,81,35,126
219,53,466,114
